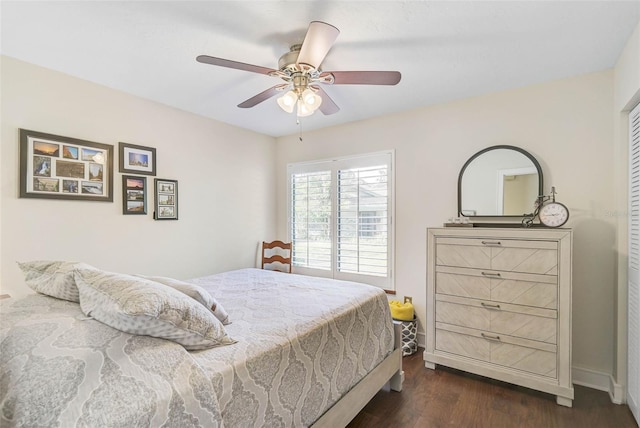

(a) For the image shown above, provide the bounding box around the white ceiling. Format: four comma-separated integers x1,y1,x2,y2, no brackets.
2,1,639,137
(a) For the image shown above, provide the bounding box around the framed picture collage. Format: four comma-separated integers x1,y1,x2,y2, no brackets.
19,129,178,220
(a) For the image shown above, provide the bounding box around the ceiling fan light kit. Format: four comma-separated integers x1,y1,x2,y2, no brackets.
275,73,323,116
196,21,401,118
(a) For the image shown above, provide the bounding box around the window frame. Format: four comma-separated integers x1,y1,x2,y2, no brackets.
287,150,395,291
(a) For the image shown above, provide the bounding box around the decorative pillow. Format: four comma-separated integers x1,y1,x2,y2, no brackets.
17,260,98,302
74,269,235,350
137,275,230,325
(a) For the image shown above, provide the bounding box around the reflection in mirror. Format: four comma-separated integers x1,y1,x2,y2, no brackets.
458,145,543,217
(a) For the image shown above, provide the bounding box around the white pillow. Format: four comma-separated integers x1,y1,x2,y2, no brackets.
75,269,235,350
17,260,98,302
137,275,230,325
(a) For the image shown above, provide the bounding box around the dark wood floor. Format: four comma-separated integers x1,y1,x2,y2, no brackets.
348,348,638,428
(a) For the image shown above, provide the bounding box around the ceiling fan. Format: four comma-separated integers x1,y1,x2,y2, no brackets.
196,21,401,117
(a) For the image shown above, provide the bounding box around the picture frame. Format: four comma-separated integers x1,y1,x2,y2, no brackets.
19,129,114,202
122,175,147,215
154,178,178,220
119,142,156,176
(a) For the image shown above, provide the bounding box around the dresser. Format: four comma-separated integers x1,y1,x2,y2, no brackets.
424,227,573,406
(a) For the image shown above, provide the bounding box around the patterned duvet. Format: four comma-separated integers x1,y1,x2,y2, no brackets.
0,268,395,427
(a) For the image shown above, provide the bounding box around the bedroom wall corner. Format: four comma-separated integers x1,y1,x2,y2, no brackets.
275,69,616,384
0,55,278,298
612,18,640,402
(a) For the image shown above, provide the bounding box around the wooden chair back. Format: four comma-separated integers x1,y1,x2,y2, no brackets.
261,240,292,273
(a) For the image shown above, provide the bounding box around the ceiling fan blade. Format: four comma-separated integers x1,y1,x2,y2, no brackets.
296,21,340,69
237,85,287,108
311,86,340,115
196,55,277,76
321,71,401,85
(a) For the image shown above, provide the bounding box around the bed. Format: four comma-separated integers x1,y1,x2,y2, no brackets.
1,267,403,427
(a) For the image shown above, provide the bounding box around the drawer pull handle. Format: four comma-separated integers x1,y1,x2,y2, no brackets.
481,271,502,278
481,333,501,342
481,240,502,246
481,302,501,310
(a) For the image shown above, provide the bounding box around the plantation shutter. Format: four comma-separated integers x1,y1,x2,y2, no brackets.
629,102,640,425
337,164,389,277
290,170,332,270
288,151,394,290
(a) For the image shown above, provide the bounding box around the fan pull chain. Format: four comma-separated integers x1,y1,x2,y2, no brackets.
297,118,303,142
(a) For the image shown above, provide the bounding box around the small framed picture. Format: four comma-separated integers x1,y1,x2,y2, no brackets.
119,142,156,176
122,175,147,215
154,178,178,220
20,129,113,201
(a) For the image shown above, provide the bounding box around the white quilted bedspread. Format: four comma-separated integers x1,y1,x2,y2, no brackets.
0,268,394,427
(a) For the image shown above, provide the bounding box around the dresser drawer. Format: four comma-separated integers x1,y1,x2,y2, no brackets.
435,324,557,378
435,237,558,275
436,266,558,309
435,295,557,344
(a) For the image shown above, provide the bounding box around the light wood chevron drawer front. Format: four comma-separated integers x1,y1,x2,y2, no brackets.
435,295,557,344
426,228,573,405
435,326,557,378
436,266,558,309
435,237,558,275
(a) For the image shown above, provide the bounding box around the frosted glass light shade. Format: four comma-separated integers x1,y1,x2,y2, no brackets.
277,90,297,113
297,102,314,117
301,88,322,111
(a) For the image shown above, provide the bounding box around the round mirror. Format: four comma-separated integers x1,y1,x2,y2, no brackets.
458,145,543,217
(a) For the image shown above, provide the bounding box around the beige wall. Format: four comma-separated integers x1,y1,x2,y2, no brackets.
1,56,277,298
276,70,616,377
2,19,638,398
613,20,640,399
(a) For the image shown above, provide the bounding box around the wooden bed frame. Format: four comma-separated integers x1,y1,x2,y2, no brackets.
312,321,404,427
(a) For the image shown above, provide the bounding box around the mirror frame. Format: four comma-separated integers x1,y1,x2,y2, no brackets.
457,145,543,218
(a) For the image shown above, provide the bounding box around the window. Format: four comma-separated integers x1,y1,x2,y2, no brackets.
358,211,379,237
288,151,394,290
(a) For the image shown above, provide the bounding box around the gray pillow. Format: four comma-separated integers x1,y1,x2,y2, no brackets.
17,260,98,302
75,269,235,350
137,275,230,325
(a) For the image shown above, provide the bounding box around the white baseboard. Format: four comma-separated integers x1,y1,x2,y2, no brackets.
609,374,625,404
572,365,625,404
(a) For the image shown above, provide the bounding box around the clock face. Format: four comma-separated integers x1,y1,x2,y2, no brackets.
539,202,569,227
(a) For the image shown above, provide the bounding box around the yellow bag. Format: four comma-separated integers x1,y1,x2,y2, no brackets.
389,300,414,321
